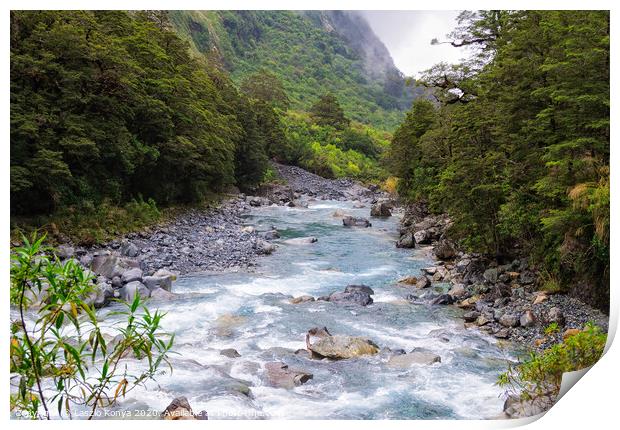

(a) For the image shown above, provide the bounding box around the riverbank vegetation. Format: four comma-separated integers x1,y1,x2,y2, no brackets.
10,11,389,244
389,10,609,311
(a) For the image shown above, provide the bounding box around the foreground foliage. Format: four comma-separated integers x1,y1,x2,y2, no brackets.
10,234,174,419
498,323,607,399
390,10,609,309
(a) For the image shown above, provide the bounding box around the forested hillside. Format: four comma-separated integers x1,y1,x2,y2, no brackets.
10,10,391,237
169,10,417,130
389,11,609,310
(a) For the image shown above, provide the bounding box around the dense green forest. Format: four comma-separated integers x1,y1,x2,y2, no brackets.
10,10,389,223
389,11,609,310
169,10,418,130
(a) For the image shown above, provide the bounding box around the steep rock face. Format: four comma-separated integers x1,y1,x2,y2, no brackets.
169,10,420,129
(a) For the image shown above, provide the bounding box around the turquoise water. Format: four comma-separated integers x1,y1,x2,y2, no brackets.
97,200,514,419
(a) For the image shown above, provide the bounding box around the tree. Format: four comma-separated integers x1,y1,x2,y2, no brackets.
240,69,290,110
394,10,609,309
309,93,350,130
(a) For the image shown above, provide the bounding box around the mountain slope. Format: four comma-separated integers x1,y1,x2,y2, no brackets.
169,10,418,130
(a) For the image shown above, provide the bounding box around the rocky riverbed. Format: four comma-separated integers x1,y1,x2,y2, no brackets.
27,164,608,420
393,203,608,354
47,164,387,310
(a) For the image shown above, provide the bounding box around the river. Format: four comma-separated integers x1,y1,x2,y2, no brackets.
94,199,514,419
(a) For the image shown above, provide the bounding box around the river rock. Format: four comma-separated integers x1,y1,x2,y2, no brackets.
120,242,139,258
483,268,499,283
255,240,276,255
290,295,315,304
220,348,241,358
143,275,173,292
345,285,374,295
91,254,140,279
387,349,441,368
546,307,565,325
413,230,431,245
119,281,150,302
264,362,313,389
153,268,177,281
431,294,454,305
150,287,175,300
161,396,207,420
448,283,467,299
520,310,536,327
121,267,143,284
342,216,372,227
214,314,246,337
306,329,379,359
92,282,114,309
434,239,457,260
499,314,520,328
503,393,552,418
327,286,373,306
416,276,431,289
332,209,350,218
263,229,280,240
463,310,480,322
370,202,391,217
284,237,318,245
396,232,415,248
56,244,75,259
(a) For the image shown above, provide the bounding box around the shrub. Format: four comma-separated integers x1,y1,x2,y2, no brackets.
10,234,174,419
498,323,606,400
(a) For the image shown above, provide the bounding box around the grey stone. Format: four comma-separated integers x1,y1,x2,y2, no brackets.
220,348,241,358
119,281,150,302
396,232,415,248
520,310,536,327
121,267,143,284
499,314,520,328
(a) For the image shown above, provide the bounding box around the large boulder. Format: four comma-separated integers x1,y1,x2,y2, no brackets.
143,275,173,292
434,239,457,260
283,237,318,245
396,232,415,248
387,349,441,368
121,267,143,284
327,285,374,306
306,328,379,359
91,254,140,279
413,230,431,245
264,362,313,389
370,202,392,217
344,285,374,295
149,287,175,300
342,216,372,227
119,281,150,302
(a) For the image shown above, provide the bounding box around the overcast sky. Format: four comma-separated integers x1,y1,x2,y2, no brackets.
360,10,465,77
